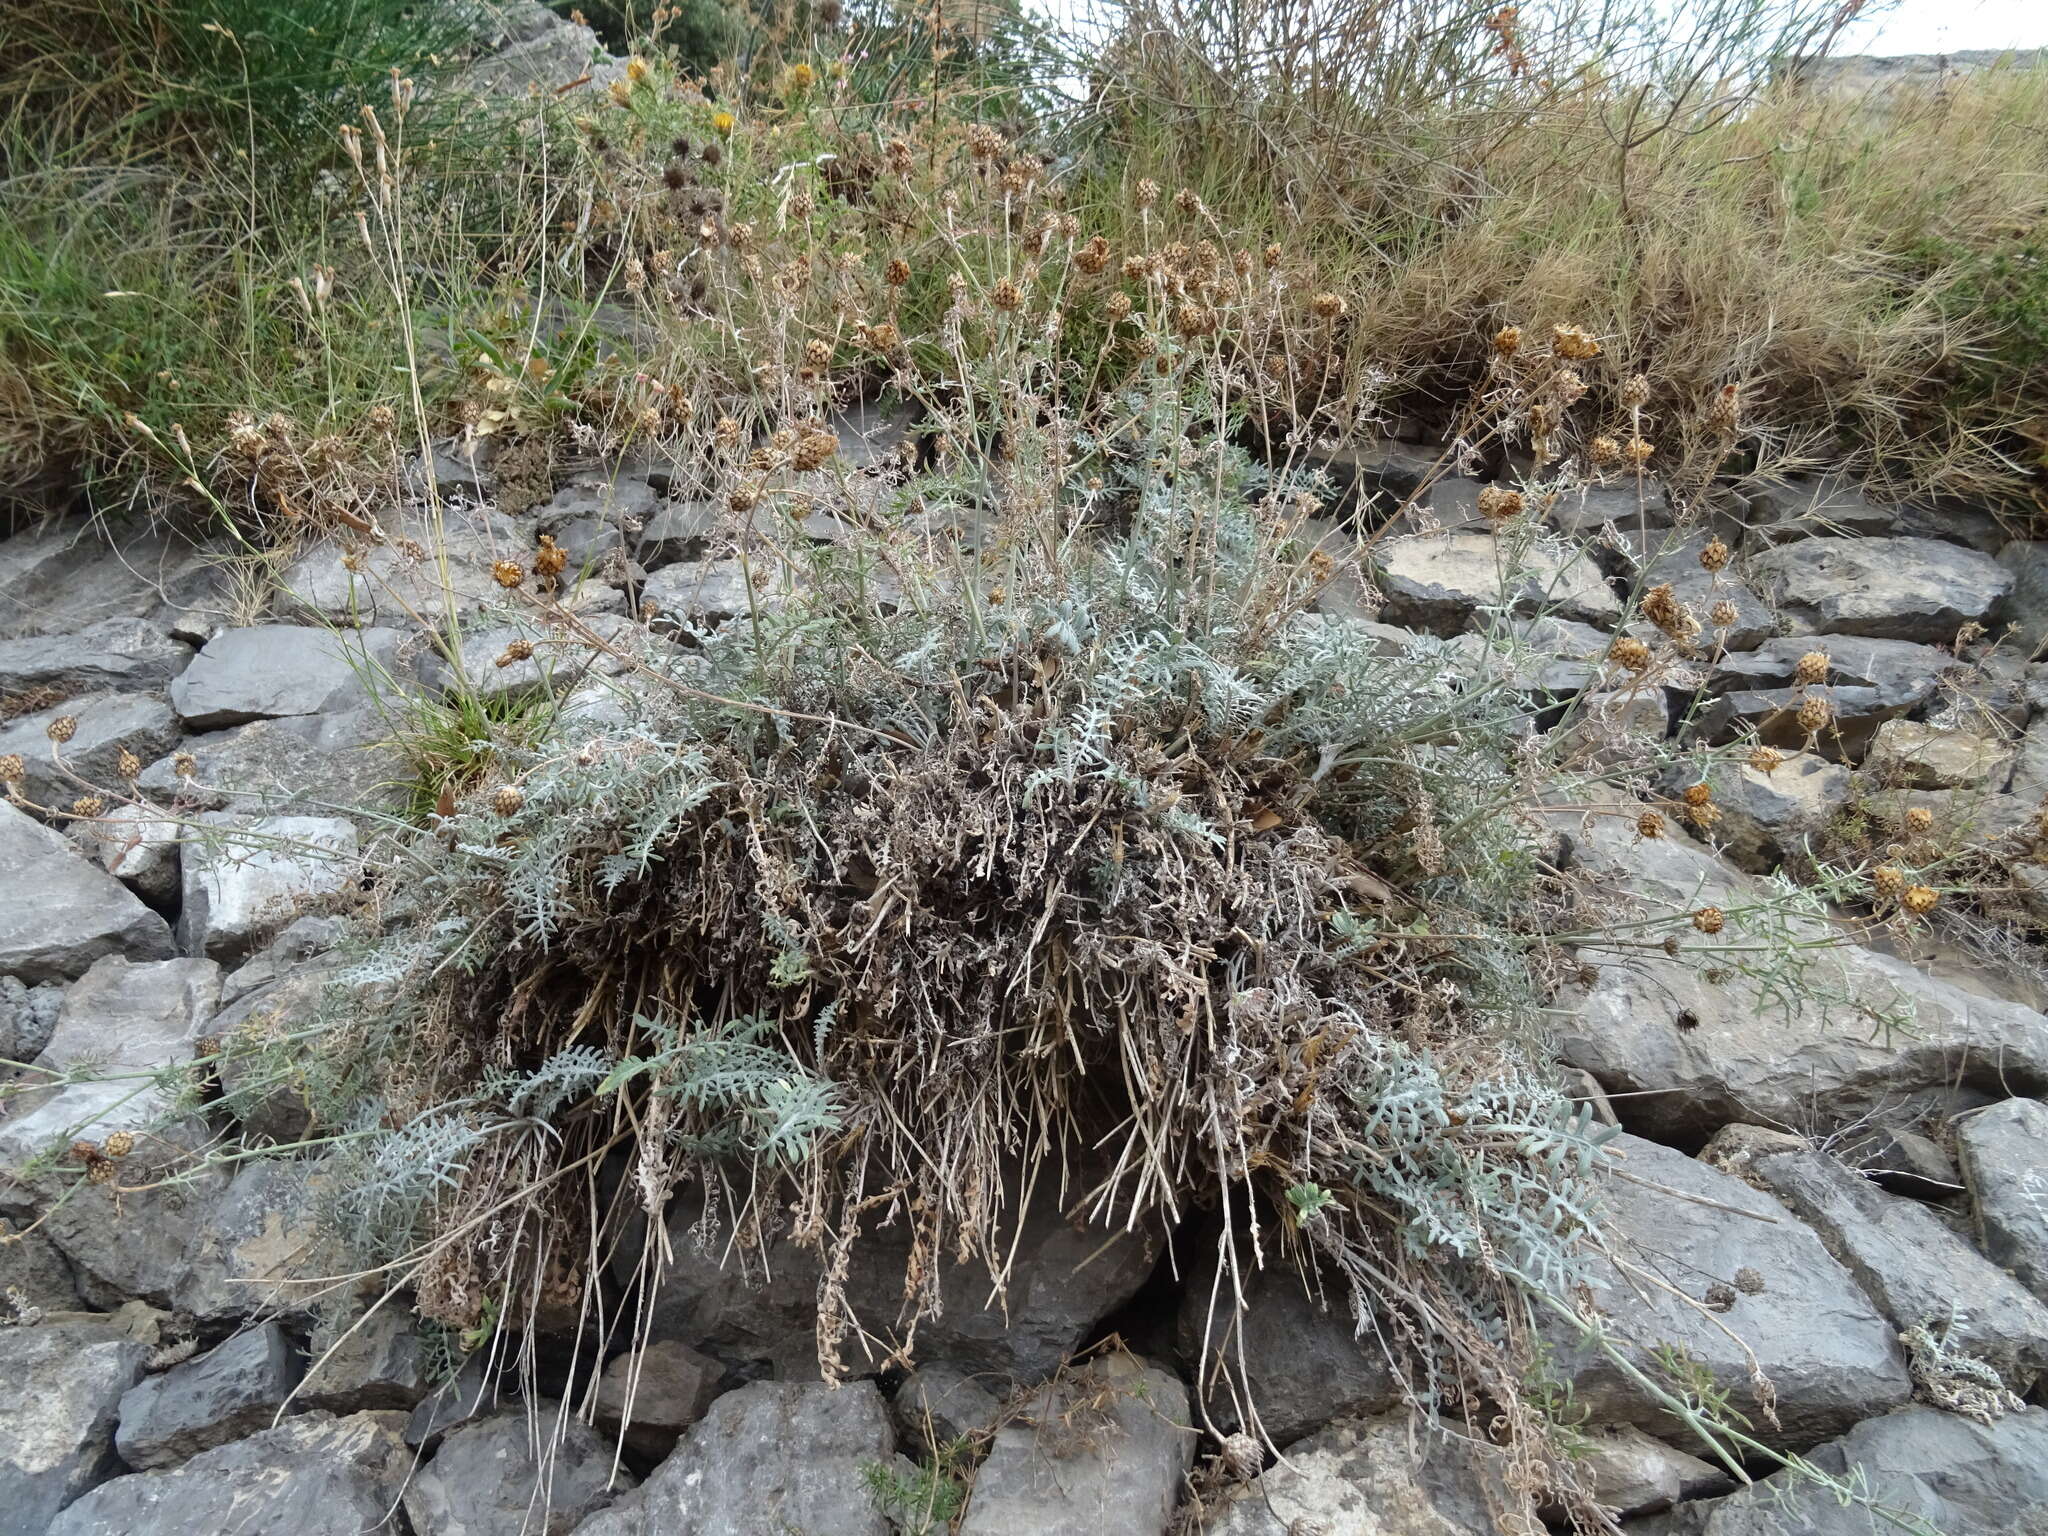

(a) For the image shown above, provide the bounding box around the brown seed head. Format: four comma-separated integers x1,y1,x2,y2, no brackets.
804,337,832,369
1904,806,1934,837
102,1130,136,1159
1310,292,1346,321
1619,374,1651,409
1174,187,1200,215
1105,292,1133,323
1691,906,1726,935
1551,324,1602,360
173,752,197,779
70,795,103,819
1588,435,1620,466
884,257,911,288
793,427,840,471
967,123,1006,160
1493,324,1522,356
1134,177,1159,208
46,715,78,745
1624,436,1655,466
116,749,142,780
1682,782,1713,808
0,753,23,785
491,559,525,590
1637,809,1666,839
495,639,535,668
1902,884,1940,915
1796,693,1832,735
1609,635,1652,673
1263,242,1282,268
1475,485,1524,522
1641,583,1697,641
492,784,524,817
1871,864,1907,898
1794,649,1829,686
1076,235,1110,275
990,278,1024,313
1709,600,1741,630
533,535,567,580
1699,537,1730,573
1747,746,1784,774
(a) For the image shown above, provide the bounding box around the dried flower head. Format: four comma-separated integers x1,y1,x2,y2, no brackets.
1795,693,1833,735
1641,583,1698,642
1492,324,1522,356
69,795,103,819
1310,292,1346,321
1709,600,1741,631
793,427,839,470
885,137,912,175
1747,745,1784,774
1901,884,1940,915
1871,864,1907,898
700,139,722,166
1619,374,1651,409
1608,635,1652,673
534,536,568,580
1691,906,1725,935
1134,177,1159,208
865,319,900,352
495,639,535,668
116,749,142,780
1624,436,1655,466
1705,381,1741,433
46,715,78,745
1475,485,1524,522
102,1130,136,1159
1174,301,1217,338
1588,435,1621,466
663,163,688,191
1076,235,1111,275
804,337,833,370
1681,782,1713,808
492,559,525,589
967,123,1006,160
492,784,525,817
1904,806,1934,837
1551,367,1588,407
990,278,1024,313
714,416,744,449
1794,649,1829,686
0,753,22,785
1699,537,1730,573
1551,325,1601,360
1104,292,1133,324
173,752,197,779
1637,809,1666,839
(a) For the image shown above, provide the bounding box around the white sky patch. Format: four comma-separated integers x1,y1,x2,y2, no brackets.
1835,0,2048,54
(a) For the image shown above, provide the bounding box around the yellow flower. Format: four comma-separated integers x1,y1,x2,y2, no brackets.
787,62,816,92
713,110,735,136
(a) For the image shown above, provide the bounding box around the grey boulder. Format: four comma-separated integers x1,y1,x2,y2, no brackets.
0,690,179,811
1666,1405,2048,1535
0,618,191,696
957,1353,1195,1536
571,1379,893,1536
47,1408,412,1536
1373,532,1621,637
137,705,408,823
1708,1126,2048,1388
0,802,174,982
1957,1097,2048,1305
1549,1134,1910,1449
176,813,358,962
1747,535,2012,644
0,1321,148,1532
68,805,181,906
169,624,404,729
1204,1408,1534,1535
405,1406,630,1536
1691,749,1849,874
115,1322,303,1470
592,1341,723,1460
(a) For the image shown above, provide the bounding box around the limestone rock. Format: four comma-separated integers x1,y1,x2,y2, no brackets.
459,0,621,96
416,613,643,703
47,1408,412,1536
957,1353,1194,1536
0,690,180,814
176,814,358,962
0,1321,147,1531
1373,532,1621,636
633,1177,1160,1385
406,1353,505,1450
405,1406,630,1536
301,1303,430,1414
219,914,347,1005
1668,1405,2048,1535
1956,1097,2048,1305
0,520,222,642
1549,1134,1910,1449
1747,535,2012,645
115,1322,303,1470
0,1212,86,1316
639,558,802,627
212,961,343,1143
592,1341,723,1460
170,625,404,730
68,804,181,906
891,1362,1004,1449
635,501,721,568
0,618,192,697
136,706,408,823
1712,1128,2048,1387
0,973,65,1070
1699,634,1959,761
1694,749,1849,874
1568,1424,1727,1518
570,1380,893,1536
1996,540,2048,658
1865,717,2014,790
1551,811,2048,1140
0,798,174,978
1206,1408,1534,1535
1177,1247,1403,1449
1621,532,1776,651
1742,474,1899,543
279,503,524,629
